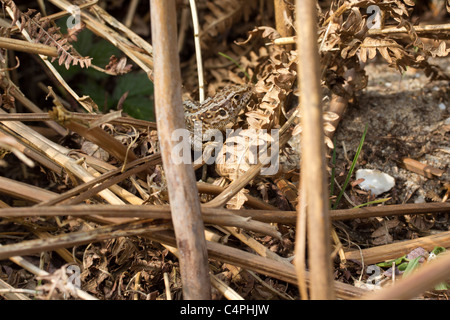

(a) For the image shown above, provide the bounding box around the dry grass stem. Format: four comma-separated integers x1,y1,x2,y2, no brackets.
295,0,334,299
345,230,450,265
0,36,57,57
150,0,210,299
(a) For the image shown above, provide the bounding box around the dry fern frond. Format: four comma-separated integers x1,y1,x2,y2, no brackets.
319,0,449,80
237,26,297,131
1,0,92,69
199,0,258,48
104,55,133,75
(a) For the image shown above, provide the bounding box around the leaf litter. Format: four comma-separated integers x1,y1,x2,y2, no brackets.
0,0,449,299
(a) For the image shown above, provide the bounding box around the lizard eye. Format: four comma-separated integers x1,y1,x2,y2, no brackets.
219,109,227,117
233,94,241,100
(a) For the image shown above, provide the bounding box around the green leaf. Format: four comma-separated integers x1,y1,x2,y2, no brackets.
88,38,120,68
113,73,153,100
434,282,450,291
431,246,446,256
397,262,409,271
332,123,368,209
47,22,154,120
122,95,154,121
402,256,421,278
71,27,95,54
376,255,407,268
352,197,391,209
78,78,111,111
51,24,119,80
111,73,154,120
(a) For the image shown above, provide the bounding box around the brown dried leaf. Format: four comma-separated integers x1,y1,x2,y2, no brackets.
105,55,133,75
429,41,450,58
236,26,281,46
226,188,249,209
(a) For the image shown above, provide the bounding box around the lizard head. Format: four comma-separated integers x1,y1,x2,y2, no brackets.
197,84,253,131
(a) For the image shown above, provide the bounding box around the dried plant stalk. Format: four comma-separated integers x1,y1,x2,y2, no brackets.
0,205,281,238
274,0,294,53
295,0,334,300
0,219,171,260
0,36,57,56
345,230,450,265
150,0,211,299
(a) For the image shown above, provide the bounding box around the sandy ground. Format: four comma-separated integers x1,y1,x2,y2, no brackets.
334,56,449,206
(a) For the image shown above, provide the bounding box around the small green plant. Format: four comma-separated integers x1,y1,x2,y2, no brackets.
377,247,450,291
376,254,409,270
402,256,422,277
331,123,368,210
352,197,391,209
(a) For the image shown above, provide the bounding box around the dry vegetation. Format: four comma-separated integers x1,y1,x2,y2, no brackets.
0,0,449,300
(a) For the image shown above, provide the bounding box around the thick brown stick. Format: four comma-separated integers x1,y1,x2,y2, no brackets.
274,0,294,51
345,230,450,265
149,0,211,299
295,0,334,299
0,205,281,239
230,202,450,224
0,37,58,57
0,219,170,260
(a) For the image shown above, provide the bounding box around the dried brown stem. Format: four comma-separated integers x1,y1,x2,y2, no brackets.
225,202,450,224
345,230,450,265
0,36,57,57
0,219,171,260
0,205,281,239
0,80,67,136
0,176,57,203
35,154,160,207
367,23,450,38
400,158,444,179
274,0,293,51
295,0,334,300
150,0,210,299
0,112,157,129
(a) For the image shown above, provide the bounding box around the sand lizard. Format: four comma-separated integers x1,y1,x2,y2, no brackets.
183,84,253,132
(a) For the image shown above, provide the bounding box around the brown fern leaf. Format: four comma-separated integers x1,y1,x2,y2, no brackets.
105,55,133,75
320,0,449,80
199,0,258,48
1,0,92,69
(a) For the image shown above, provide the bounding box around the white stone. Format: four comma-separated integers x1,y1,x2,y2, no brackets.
355,169,395,196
